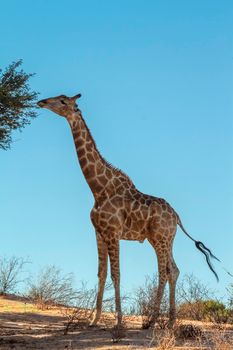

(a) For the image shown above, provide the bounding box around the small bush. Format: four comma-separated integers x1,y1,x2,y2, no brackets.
177,274,214,321
132,275,169,328
62,281,118,334
149,328,176,349
109,324,126,343
27,265,77,309
202,300,230,324
178,300,231,324
62,282,97,334
0,256,29,295
175,324,203,339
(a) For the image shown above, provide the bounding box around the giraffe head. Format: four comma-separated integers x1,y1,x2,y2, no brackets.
37,94,82,117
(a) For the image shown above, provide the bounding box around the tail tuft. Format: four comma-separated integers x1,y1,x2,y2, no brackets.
195,241,220,282
177,215,220,282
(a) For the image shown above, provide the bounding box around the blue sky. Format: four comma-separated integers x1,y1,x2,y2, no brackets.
1,0,233,299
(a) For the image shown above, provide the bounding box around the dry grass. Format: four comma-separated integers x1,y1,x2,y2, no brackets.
150,328,176,349
0,295,232,349
203,324,233,350
146,321,233,350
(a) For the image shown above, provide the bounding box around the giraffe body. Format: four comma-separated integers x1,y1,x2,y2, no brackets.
37,93,218,328
91,190,177,244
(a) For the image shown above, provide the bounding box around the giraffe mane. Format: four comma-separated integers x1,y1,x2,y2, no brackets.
104,159,135,185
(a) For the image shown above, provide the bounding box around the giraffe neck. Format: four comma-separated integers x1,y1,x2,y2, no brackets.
67,109,115,199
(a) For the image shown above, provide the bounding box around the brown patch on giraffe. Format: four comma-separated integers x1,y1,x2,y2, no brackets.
101,201,116,214
78,147,86,158
104,168,111,178
87,152,95,162
162,212,171,220
86,142,93,152
98,175,108,186
84,164,95,178
108,216,121,227
156,205,162,214
79,157,88,168
155,233,162,241
76,139,84,149
113,196,124,207
113,178,121,186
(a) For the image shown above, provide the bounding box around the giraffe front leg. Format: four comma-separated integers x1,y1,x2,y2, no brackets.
108,239,122,327
90,233,108,326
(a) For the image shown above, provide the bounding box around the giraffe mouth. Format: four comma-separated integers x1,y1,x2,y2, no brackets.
37,99,47,107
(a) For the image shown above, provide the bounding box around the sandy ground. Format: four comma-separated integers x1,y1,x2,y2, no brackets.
0,295,232,350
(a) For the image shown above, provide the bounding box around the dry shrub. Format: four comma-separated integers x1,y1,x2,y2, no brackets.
142,315,170,330
148,322,233,350
109,323,126,343
100,311,127,343
149,328,176,350
178,301,205,320
132,275,169,328
27,266,77,309
175,323,203,339
177,274,214,321
62,307,91,335
156,316,170,330
61,282,97,334
62,281,116,334
0,256,29,295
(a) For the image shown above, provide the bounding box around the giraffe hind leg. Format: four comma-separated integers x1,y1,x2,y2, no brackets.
146,237,169,328
108,238,122,327
167,254,179,328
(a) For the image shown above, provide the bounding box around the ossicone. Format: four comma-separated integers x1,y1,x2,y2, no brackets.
71,93,82,101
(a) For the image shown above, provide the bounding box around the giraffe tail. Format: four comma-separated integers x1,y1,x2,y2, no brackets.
176,215,220,282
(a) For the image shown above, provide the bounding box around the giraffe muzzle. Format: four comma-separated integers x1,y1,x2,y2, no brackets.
37,99,47,107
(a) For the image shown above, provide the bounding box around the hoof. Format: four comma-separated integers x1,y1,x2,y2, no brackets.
89,319,98,327
89,323,99,329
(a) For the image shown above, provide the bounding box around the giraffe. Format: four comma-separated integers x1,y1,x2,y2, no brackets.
37,93,219,328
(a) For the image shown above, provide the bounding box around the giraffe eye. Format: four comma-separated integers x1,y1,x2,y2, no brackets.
60,100,66,105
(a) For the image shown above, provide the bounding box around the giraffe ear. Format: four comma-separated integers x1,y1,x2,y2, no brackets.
71,93,82,101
